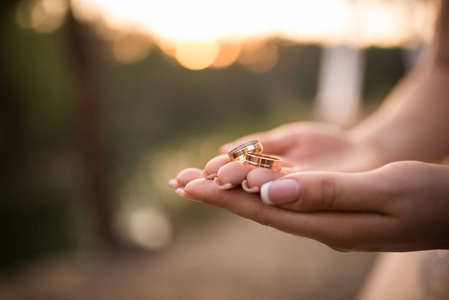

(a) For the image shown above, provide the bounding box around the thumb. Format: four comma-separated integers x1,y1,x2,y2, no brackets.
260,171,384,212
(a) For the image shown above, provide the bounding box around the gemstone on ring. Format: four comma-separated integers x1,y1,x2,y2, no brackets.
228,140,264,161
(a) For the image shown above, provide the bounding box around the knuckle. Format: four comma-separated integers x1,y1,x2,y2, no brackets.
313,175,338,210
322,176,338,209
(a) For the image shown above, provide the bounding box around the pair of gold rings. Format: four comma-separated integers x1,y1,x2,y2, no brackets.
228,140,282,171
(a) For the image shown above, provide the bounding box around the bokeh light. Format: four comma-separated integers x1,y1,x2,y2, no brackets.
16,0,68,33
211,42,241,69
175,40,220,70
112,32,152,65
117,207,173,250
238,41,279,72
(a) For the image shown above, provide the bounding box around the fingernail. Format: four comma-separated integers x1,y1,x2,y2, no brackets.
168,179,179,188
175,188,185,196
214,177,234,190
203,169,217,180
242,180,259,193
260,179,300,205
175,188,202,202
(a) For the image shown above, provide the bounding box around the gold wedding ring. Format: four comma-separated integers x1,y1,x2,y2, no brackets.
228,140,263,161
243,153,283,171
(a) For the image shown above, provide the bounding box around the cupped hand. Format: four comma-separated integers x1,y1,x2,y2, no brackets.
219,122,386,172
175,161,449,252
170,122,387,194
170,122,386,193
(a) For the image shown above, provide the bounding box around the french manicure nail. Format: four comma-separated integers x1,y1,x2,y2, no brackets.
175,188,185,196
242,180,259,193
260,179,300,205
203,169,217,180
214,177,234,190
175,187,202,202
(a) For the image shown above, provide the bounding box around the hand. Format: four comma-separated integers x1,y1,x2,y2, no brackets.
173,122,386,193
219,122,386,172
176,161,449,252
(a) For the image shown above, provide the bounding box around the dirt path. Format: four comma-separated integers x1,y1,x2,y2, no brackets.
1,211,376,300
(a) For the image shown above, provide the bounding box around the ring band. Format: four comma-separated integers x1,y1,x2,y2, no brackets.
228,140,263,161
243,153,283,171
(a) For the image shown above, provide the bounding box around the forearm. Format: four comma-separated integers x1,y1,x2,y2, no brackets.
350,0,449,163
350,63,449,163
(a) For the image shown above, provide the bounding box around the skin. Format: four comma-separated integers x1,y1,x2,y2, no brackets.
176,161,449,252
170,0,449,252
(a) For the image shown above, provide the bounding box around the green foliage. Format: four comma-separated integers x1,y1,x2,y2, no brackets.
0,1,76,271
0,182,78,270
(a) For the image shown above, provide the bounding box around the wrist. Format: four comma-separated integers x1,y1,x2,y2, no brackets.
347,131,393,169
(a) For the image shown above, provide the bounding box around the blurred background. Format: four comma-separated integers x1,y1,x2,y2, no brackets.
0,0,437,299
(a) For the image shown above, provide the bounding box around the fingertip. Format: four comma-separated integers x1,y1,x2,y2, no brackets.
219,143,233,154
175,187,185,196
214,177,235,190
168,179,180,189
245,167,288,189
179,180,205,202
204,154,231,177
216,161,250,186
175,168,203,187
202,169,217,180
242,180,260,193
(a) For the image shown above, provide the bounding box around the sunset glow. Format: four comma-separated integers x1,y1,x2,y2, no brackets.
69,0,436,46
17,0,437,69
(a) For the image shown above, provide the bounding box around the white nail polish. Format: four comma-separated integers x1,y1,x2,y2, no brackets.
214,177,234,190
242,180,259,193
202,169,217,180
175,188,185,196
260,181,274,205
217,183,233,190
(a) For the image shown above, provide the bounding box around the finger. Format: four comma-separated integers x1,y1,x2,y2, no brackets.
260,170,388,213
215,161,294,192
215,161,251,189
255,131,299,155
203,154,230,179
183,178,292,220
175,178,205,202
170,168,203,188
243,167,292,192
182,178,391,251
